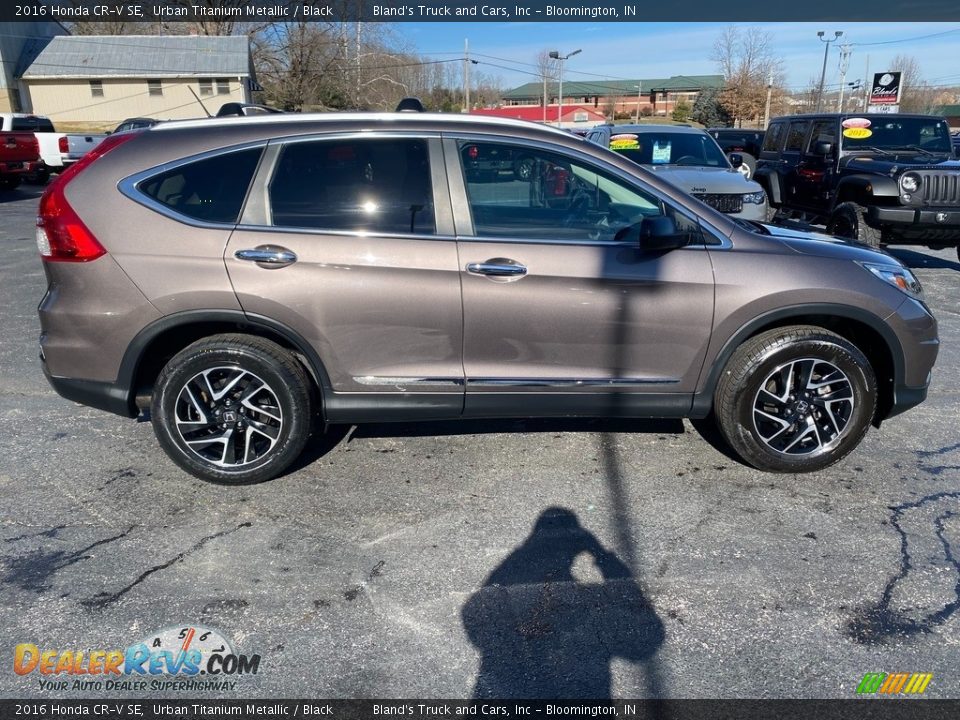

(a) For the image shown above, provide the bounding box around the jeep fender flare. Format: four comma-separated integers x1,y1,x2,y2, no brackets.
753,167,781,206
833,174,899,210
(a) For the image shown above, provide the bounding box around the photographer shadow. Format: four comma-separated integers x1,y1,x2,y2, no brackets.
461,507,665,699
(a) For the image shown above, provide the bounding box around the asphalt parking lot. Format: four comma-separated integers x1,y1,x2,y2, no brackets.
1,184,959,700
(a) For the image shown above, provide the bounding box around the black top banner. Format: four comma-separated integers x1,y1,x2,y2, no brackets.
4,0,960,22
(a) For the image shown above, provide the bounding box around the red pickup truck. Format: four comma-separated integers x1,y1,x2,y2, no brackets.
0,131,41,190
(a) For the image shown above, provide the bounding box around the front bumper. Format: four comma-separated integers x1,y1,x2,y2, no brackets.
882,295,939,420
866,206,960,242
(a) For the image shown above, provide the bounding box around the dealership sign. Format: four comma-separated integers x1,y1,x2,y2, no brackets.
867,71,903,114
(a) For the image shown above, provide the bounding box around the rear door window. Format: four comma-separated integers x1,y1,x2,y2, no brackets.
785,121,810,152
268,138,435,235
139,147,263,224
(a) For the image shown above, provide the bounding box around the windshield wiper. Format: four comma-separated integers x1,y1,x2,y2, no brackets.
886,144,946,157
850,145,891,155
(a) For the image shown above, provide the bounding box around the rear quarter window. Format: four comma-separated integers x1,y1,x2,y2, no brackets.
785,121,810,152
138,147,262,224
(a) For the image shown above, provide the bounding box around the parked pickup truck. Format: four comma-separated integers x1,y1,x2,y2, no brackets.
0,130,40,190
0,113,106,183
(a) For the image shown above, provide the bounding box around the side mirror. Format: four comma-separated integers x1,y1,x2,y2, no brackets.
728,153,744,169
813,141,833,156
638,216,688,251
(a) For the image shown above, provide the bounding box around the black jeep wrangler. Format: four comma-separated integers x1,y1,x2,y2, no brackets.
755,113,960,259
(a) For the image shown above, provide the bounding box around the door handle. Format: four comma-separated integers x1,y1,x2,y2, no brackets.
235,246,297,267
466,259,527,277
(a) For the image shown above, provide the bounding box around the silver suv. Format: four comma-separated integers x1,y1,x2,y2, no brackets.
37,112,938,483
586,124,768,220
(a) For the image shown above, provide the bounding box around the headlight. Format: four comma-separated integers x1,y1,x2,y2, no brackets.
900,173,920,193
860,262,924,300
742,191,766,205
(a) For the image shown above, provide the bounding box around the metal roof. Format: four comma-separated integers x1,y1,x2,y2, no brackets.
21,35,251,79
502,75,725,100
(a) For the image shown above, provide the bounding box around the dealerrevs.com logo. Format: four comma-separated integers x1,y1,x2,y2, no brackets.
13,626,261,692
856,672,933,696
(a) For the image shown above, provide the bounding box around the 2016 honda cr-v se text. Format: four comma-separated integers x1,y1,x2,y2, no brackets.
36,112,939,483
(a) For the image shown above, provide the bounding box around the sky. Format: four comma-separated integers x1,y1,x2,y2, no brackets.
399,22,960,94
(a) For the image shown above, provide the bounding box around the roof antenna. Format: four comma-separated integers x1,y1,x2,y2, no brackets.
188,86,212,117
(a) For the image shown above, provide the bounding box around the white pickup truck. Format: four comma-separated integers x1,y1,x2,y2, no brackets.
0,113,106,183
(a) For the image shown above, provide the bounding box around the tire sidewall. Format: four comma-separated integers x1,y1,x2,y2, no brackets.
152,345,309,484
733,339,875,473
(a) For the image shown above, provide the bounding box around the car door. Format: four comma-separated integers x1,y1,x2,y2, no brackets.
225,133,465,421
445,136,716,418
793,119,838,211
780,119,812,211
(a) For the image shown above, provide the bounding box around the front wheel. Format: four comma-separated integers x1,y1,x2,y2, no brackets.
151,334,314,484
827,202,882,248
714,326,876,473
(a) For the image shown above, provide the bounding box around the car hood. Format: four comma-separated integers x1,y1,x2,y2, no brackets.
643,165,762,194
755,222,901,265
841,154,960,174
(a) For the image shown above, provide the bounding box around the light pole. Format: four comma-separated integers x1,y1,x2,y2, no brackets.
633,83,642,123
549,48,581,126
815,30,843,113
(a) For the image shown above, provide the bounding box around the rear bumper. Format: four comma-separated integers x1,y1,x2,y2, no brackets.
866,206,960,243
41,355,135,418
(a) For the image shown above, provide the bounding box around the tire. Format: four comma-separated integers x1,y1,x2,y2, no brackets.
514,156,535,181
151,334,314,484
26,169,50,185
0,176,22,191
827,202,882,248
714,326,877,473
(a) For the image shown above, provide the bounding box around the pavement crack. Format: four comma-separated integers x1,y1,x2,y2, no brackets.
846,491,960,644
80,522,253,610
3,526,135,594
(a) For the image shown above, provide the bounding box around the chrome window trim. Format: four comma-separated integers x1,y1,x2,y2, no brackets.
233,224,458,244
442,132,731,250
118,141,269,230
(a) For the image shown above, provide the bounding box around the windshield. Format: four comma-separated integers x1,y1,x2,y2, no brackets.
608,131,729,168
840,117,952,153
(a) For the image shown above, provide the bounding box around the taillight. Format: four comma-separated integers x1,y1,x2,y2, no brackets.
37,132,139,262
58,136,69,153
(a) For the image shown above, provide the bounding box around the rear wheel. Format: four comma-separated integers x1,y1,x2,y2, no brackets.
827,202,882,248
26,168,50,185
714,326,876,473
151,334,314,484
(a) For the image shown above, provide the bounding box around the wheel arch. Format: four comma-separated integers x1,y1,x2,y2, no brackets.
120,310,332,416
753,167,781,206
833,174,899,208
692,304,902,426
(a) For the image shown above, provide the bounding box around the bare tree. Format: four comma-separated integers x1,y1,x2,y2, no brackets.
710,26,785,127
889,54,939,114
